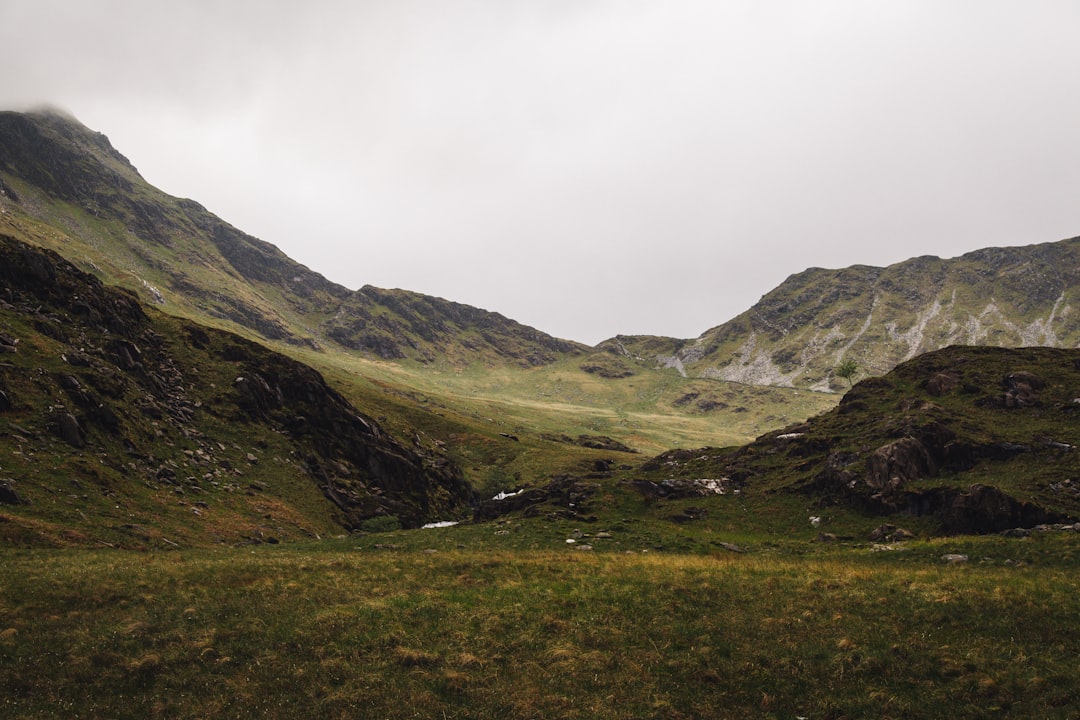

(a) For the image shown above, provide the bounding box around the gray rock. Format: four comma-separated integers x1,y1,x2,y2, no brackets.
867,437,934,491
57,412,86,448
715,541,745,553
0,478,28,505
870,524,915,542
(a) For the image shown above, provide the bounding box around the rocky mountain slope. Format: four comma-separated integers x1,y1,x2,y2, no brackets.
639,345,1080,534
0,233,473,547
0,109,583,366
612,240,1080,391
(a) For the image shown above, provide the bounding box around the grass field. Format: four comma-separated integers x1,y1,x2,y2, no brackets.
3,529,1078,719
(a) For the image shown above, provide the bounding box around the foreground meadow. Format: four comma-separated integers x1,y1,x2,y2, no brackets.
2,533,1078,719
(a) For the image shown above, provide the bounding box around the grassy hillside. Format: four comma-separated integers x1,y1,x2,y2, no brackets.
0,235,473,546
638,345,1080,536
0,109,585,365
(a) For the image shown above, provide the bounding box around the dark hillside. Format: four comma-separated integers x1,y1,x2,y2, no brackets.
642,345,1080,535
0,234,472,547
327,285,584,365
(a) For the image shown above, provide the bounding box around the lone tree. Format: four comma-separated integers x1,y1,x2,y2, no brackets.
835,358,859,388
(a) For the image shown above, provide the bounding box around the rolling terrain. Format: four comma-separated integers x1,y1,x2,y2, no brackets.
1,106,1078,547
3,108,1080,719
0,109,836,495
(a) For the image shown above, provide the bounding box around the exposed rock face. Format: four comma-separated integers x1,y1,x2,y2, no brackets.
866,438,935,491
909,485,1064,534
53,412,86,448
220,335,473,528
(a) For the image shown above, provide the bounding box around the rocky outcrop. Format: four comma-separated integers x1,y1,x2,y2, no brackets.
220,335,473,528
908,485,1064,535
579,353,636,378
473,475,599,522
1000,371,1044,408
866,438,935,491
641,345,1080,535
0,478,28,505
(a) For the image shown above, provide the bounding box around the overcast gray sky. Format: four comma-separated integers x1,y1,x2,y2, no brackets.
2,1,1079,345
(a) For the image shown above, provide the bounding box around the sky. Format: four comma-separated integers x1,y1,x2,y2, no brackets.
2,1,1079,345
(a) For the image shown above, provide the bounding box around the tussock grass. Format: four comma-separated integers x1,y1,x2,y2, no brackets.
2,538,1078,718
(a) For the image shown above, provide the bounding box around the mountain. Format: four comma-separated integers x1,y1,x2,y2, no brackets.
0,233,473,547
639,345,1080,534
612,240,1080,391
8,108,1079,391
4,107,1079,546
0,108,584,366
0,108,840,494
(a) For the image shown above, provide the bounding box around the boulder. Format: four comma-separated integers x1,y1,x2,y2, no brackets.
866,437,934,491
924,372,959,396
234,373,284,417
1001,371,1044,408
669,506,708,523
0,478,28,505
111,339,143,371
55,413,86,448
870,524,915,542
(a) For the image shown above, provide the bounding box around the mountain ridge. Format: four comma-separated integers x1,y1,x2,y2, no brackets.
5,109,1080,388
611,237,1080,391
0,109,583,367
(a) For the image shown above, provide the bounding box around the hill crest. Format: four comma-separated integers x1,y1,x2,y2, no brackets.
0,109,583,367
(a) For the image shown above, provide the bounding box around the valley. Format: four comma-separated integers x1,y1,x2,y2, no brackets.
2,109,1079,718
